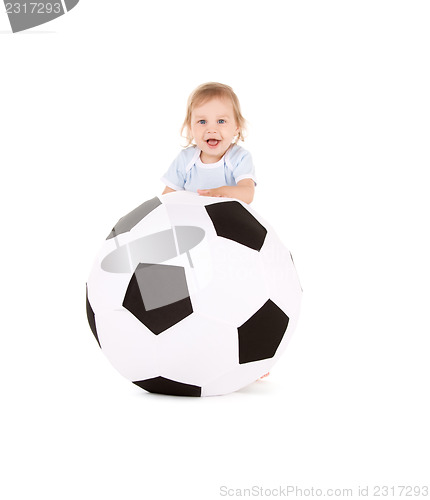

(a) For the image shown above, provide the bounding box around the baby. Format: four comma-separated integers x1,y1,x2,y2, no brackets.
161,82,256,204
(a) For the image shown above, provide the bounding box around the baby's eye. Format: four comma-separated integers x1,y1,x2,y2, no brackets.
218,119,226,124
198,120,206,125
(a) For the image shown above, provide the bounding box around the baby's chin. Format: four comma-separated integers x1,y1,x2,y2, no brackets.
200,148,230,163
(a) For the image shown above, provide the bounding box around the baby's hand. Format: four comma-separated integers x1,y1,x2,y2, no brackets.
197,188,224,197
198,180,254,204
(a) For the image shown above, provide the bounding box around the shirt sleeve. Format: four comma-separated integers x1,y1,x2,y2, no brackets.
161,151,187,191
232,149,257,185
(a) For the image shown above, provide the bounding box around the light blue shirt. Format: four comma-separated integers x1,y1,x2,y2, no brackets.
161,144,256,192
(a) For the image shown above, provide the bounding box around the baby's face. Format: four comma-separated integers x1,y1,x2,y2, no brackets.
190,97,239,163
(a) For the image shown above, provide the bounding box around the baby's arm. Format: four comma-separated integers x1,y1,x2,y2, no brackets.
198,179,255,204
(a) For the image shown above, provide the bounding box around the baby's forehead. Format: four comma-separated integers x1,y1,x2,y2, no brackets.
191,96,235,115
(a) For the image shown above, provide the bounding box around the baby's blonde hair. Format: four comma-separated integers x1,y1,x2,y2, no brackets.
181,82,246,147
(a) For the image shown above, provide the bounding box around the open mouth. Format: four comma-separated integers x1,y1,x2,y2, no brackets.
206,139,221,147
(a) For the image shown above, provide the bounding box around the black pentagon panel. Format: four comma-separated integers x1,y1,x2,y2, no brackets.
86,285,101,348
123,263,193,335
238,299,289,364
106,197,162,239
205,201,267,251
133,376,201,397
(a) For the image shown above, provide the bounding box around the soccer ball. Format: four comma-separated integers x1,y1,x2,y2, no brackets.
86,191,302,396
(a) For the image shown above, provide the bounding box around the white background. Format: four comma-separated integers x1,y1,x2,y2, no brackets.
1,1,429,499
